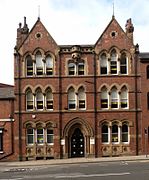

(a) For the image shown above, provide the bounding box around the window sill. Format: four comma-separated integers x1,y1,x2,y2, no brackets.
0,151,4,154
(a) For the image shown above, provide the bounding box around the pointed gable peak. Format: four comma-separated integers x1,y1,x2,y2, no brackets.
95,16,134,53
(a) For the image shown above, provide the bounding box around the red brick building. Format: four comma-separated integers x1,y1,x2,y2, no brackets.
0,83,14,161
1,15,149,161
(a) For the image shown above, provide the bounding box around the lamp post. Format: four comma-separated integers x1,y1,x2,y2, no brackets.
144,128,148,158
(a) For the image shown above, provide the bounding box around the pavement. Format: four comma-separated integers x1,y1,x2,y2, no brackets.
0,155,149,169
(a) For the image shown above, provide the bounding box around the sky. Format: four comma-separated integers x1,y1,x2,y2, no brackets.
0,0,149,85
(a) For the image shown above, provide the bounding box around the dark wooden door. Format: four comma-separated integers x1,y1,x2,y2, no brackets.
71,128,84,157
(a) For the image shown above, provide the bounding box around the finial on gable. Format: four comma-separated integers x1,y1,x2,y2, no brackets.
125,18,134,43
112,0,115,19
125,18,134,33
38,5,40,20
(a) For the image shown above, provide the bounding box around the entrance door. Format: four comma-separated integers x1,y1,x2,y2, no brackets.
71,128,84,157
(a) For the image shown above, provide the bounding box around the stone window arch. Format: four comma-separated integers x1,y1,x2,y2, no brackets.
45,54,53,75
26,88,33,111
45,88,53,110
26,55,33,76
68,87,76,110
35,51,43,75
100,53,108,75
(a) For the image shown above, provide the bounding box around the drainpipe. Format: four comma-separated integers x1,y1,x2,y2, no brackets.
58,49,63,158
134,44,139,155
15,48,22,161
93,50,97,157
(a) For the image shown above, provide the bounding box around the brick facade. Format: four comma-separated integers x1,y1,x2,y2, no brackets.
1,15,149,161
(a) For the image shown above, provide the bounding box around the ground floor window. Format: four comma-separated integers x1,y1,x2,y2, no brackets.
0,129,3,151
101,122,129,144
26,128,54,145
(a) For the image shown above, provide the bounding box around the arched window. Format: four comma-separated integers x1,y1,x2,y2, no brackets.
147,65,149,79
110,49,117,74
68,63,76,75
36,51,43,75
36,89,43,110
101,86,108,108
147,92,149,110
47,129,54,145
78,87,86,109
68,87,76,109
111,87,118,108
26,127,34,145
120,86,128,108
26,89,33,111
26,55,33,76
46,55,53,75
122,123,129,143
45,88,53,110
112,124,119,143
78,62,85,75
100,53,107,74
102,123,109,143
120,53,127,74
37,127,44,144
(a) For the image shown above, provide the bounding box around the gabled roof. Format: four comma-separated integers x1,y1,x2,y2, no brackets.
18,17,58,50
94,16,130,48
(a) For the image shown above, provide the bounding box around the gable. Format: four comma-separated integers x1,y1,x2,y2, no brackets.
95,17,134,54
19,18,59,55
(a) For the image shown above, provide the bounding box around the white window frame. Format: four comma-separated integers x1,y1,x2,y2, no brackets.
26,128,34,145
102,124,110,144
46,129,54,145
121,124,129,144
36,128,44,145
112,124,120,144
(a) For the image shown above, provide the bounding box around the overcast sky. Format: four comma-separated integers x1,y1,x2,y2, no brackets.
0,0,149,85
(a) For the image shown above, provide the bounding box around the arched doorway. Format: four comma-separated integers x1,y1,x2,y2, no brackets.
71,128,84,158
62,118,94,158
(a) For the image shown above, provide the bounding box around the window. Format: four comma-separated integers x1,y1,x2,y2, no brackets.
147,92,149,110
110,50,117,74
78,87,86,109
26,90,33,111
122,124,129,143
101,122,130,144
68,61,85,76
68,87,76,109
47,129,54,144
78,62,85,75
101,87,108,108
27,128,34,145
102,124,109,143
120,86,128,108
46,89,53,110
36,89,43,110
100,53,107,74
120,53,127,74
46,55,53,75
26,55,33,76
36,51,43,75
147,65,149,79
37,128,44,144
68,63,75,75
111,87,118,108
112,124,119,143
0,129,3,151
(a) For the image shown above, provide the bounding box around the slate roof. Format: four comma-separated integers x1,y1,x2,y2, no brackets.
139,52,149,62
0,84,15,99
